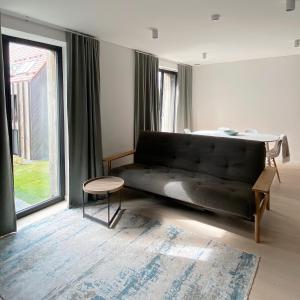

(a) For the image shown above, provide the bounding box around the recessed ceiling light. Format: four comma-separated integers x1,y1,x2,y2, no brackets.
286,0,295,11
294,39,300,47
211,14,221,21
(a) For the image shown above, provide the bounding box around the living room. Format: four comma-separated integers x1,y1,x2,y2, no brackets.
0,1,299,299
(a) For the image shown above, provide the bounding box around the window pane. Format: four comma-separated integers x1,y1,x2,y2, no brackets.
9,42,61,212
161,71,176,132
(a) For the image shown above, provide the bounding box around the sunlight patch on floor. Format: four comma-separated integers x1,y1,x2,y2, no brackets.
178,219,227,239
153,246,212,261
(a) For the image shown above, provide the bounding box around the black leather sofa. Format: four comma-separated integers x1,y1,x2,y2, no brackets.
104,131,275,242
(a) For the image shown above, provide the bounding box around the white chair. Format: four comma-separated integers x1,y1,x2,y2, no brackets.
183,128,191,134
266,134,284,182
244,128,258,134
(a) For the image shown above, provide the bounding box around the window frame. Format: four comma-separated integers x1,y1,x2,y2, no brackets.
2,34,65,219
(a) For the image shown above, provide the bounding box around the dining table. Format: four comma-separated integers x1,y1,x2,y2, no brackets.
191,130,279,143
192,130,280,166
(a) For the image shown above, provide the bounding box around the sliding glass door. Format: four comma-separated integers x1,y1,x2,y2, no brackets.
2,35,64,217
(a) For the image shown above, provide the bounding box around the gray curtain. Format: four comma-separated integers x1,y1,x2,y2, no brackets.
176,64,193,133
67,32,103,207
134,51,160,146
0,15,17,237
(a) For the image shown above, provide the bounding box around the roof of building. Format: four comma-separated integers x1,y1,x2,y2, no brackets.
9,43,50,83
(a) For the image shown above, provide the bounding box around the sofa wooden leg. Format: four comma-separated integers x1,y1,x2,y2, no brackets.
254,191,261,243
255,214,260,243
272,158,281,183
266,193,270,210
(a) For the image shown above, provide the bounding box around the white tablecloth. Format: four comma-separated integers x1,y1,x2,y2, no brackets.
192,130,279,142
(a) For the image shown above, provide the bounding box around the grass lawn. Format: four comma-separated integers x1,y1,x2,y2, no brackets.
13,156,50,205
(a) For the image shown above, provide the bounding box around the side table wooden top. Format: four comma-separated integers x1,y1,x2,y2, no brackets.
83,176,124,194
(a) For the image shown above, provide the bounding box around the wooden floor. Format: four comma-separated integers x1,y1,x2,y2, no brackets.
18,163,300,300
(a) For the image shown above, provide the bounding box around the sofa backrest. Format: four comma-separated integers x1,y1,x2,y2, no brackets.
135,131,266,185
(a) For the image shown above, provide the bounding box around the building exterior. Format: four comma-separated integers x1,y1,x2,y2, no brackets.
10,43,54,161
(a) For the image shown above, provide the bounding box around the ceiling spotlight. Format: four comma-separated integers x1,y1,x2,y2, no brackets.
286,0,295,11
211,14,221,21
151,28,158,39
294,39,300,47
202,52,207,59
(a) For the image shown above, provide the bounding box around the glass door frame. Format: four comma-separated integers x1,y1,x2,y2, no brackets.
2,34,65,219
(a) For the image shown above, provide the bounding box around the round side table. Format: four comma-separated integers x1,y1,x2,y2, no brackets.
82,176,124,228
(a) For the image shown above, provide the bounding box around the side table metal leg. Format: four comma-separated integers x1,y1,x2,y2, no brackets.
107,192,110,228
82,190,85,218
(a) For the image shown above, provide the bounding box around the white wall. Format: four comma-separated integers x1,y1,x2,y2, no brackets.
100,41,134,167
193,55,300,161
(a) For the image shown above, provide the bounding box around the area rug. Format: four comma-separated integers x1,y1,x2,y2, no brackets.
0,207,259,300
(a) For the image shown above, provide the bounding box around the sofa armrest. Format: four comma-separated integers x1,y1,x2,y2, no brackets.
252,166,276,193
103,150,135,174
103,150,135,163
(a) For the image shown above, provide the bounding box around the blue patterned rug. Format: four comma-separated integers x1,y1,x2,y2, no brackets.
0,207,259,300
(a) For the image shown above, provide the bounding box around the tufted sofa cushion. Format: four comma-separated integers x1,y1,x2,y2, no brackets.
111,164,256,219
134,131,266,185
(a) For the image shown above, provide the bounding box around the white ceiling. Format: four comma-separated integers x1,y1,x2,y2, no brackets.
1,0,300,65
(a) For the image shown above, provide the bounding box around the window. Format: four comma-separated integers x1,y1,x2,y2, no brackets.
159,69,177,132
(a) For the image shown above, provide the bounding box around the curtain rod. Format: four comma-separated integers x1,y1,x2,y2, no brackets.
0,9,98,40
135,49,191,67
135,49,158,57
